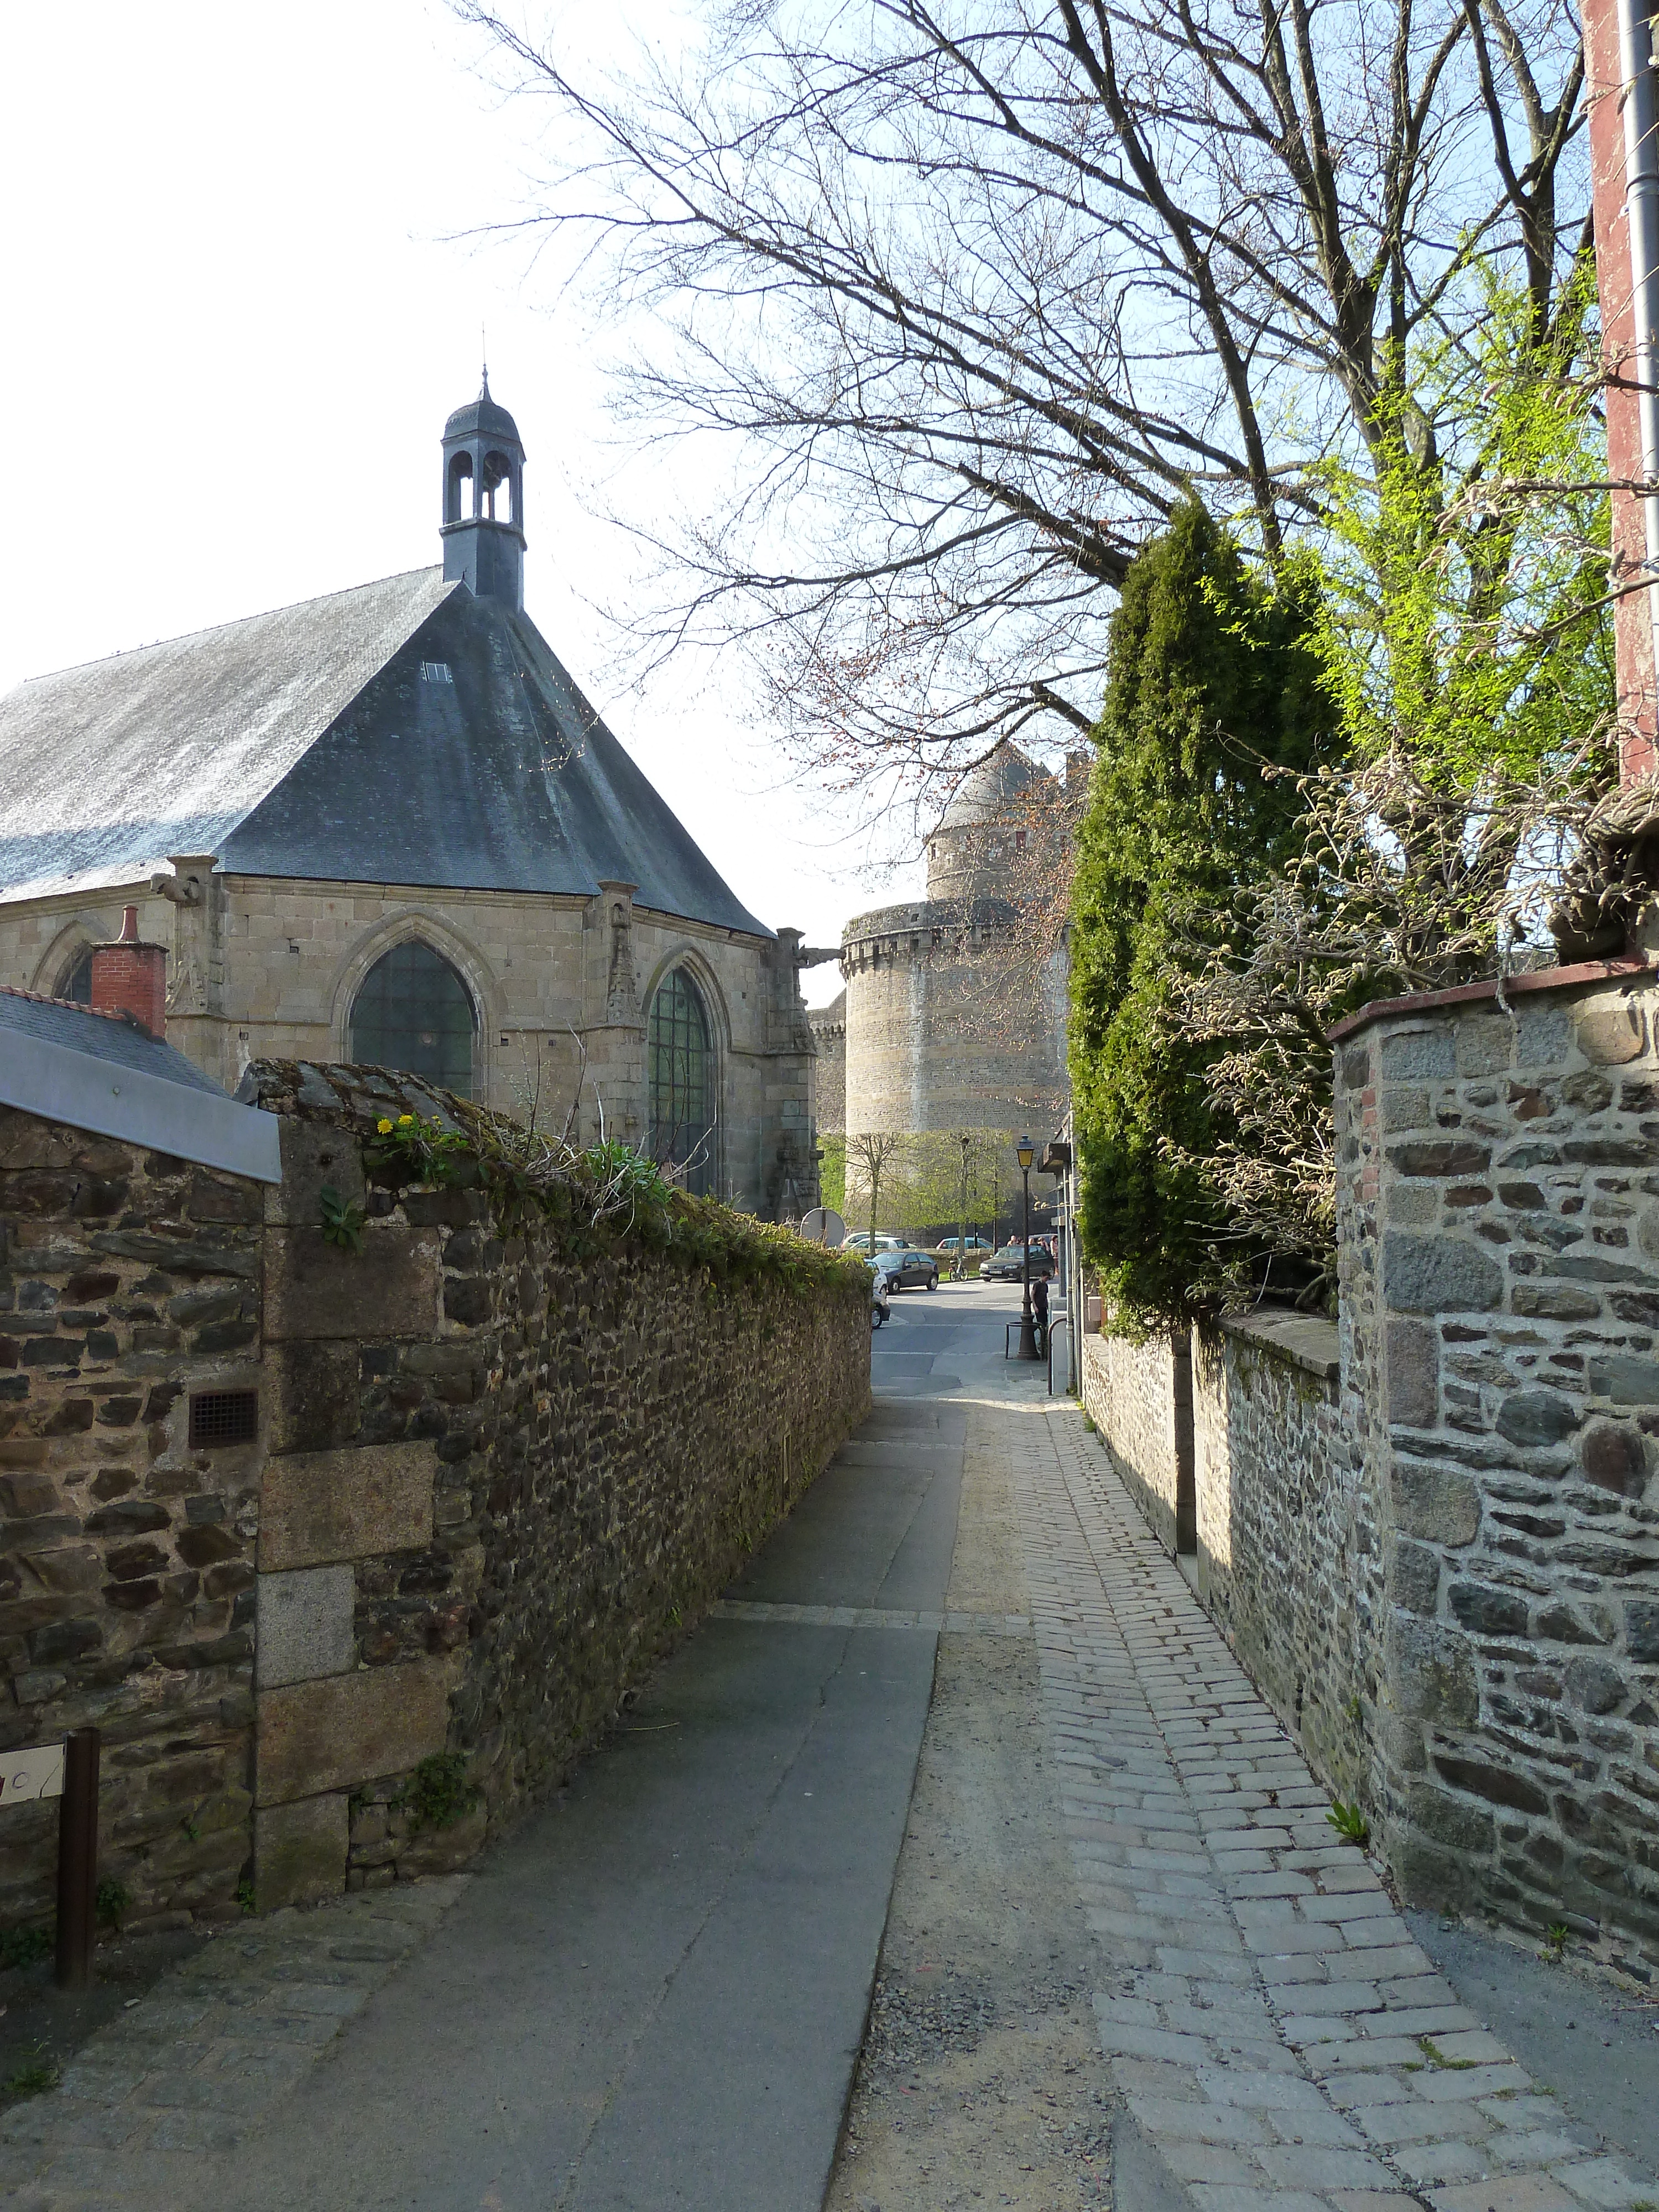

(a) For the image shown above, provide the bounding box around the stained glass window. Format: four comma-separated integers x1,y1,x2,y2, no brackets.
351,941,474,1094
648,969,713,1196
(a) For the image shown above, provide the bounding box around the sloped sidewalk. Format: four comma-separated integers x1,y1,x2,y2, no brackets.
1004,1398,1657,2212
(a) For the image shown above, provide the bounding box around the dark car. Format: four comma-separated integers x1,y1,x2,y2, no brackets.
979,1241,1056,1282
873,1247,940,1292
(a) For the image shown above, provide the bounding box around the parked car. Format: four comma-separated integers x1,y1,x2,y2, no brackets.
935,1234,994,1254
844,1231,906,1254
868,1260,891,1329
979,1241,1056,1282
872,1247,940,1292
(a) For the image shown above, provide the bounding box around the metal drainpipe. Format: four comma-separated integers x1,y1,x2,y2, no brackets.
1620,0,1659,685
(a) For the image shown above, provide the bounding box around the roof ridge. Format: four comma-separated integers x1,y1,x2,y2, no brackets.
0,981,140,1028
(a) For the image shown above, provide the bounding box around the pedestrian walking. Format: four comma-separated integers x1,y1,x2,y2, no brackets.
1032,1271,1049,1354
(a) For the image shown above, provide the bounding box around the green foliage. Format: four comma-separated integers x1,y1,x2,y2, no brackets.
1326,1800,1370,1848
3,2047,59,2098
95,1879,131,1933
237,1878,257,1917
1313,272,1612,791
843,1129,1009,1242
397,1754,481,1834
819,1134,846,1216
0,1926,51,1971
1157,281,1616,1294
351,1096,869,1306
1069,503,1333,1325
318,1184,366,1253
363,1110,470,1186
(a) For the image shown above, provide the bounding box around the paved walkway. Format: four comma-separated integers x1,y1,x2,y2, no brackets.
1006,1392,1658,2212
1,1282,1652,2211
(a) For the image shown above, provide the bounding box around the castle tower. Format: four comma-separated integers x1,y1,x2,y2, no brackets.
441,372,526,612
924,740,1048,899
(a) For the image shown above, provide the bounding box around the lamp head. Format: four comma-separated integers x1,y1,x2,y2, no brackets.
1015,1135,1036,1171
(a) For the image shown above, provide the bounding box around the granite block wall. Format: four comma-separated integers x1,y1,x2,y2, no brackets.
1081,963,1659,1977
1335,970,1659,1977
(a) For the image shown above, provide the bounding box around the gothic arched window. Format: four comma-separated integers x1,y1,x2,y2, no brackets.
648,969,713,1196
58,948,93,1004
350,941,475,1095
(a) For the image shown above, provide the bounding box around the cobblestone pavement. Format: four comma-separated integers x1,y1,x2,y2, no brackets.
0,1876,468,2208
1008,1395,1657,2212
710,1598,1031,1636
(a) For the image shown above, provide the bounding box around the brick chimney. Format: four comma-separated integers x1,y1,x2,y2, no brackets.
90,906,168,1040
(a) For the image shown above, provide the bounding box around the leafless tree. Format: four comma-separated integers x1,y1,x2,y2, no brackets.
1163,734,1608,1300
455,0,1589,812
846,1128,905,1244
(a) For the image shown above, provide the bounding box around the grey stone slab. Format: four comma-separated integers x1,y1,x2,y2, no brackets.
255,1564,355,1688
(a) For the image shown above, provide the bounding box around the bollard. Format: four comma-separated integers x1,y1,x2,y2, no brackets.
55,1728,100,1991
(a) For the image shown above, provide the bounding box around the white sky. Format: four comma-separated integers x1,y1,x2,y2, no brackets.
0,2,907,1004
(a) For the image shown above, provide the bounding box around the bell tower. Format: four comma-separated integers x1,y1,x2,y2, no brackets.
440,371,526,612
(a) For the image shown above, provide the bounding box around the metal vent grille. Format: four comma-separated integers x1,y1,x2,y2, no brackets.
189,1390,259,1449
419,661,453,684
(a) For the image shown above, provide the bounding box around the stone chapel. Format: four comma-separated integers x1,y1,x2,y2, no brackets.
0,382,820,1219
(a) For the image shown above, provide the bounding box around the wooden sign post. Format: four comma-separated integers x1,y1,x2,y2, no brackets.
0,1729,100,1990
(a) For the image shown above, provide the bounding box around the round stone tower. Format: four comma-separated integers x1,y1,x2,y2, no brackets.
839,742,1070,1138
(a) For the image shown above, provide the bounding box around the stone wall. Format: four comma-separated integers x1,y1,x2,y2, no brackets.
1079,1329,1192,1554
249,1062,870,1906
1190,1314,1374,1803
1334,966,1659,1976
0,1066,869,1937
0,1107,264,1936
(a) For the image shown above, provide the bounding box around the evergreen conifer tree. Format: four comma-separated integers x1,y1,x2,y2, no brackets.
1069,504,1331,1323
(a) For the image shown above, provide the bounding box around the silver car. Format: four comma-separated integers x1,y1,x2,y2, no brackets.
868,1260,891,1328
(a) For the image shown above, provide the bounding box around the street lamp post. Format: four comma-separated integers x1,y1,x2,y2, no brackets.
956,1132,971,1281
1015,1135,1040,1360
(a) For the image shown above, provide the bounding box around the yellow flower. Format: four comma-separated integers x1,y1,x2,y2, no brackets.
397,1114,415,1126
376,1118,393,1134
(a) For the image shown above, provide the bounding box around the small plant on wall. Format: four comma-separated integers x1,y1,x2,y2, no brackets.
364,1112,470,1187
319,1185,366,1251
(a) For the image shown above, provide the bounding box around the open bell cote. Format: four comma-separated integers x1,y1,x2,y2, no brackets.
440,372,526,612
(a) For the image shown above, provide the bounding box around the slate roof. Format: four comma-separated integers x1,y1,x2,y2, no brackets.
0,987,232,1097
0,987,280,1181
0,571,769,938
935,740,1051,832
445,383,522,444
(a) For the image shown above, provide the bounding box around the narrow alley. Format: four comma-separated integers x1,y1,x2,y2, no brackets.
1,1282,1655,2212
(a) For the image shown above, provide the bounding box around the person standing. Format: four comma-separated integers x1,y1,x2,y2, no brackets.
1032,1270,1050,1353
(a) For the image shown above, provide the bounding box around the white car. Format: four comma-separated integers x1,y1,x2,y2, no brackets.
868,1260,892,1328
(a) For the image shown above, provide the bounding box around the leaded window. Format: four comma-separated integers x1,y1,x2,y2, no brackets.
58,949,93,1004
648,969,713,1196
350,941,475,1094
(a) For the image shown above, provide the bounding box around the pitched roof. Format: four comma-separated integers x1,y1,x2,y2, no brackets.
0,987,281,1181
0,571,770,938
0,569,453,905
0,987,228,1095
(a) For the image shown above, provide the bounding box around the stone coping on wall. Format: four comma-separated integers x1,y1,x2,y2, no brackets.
1215,1305,1339,1382
1326,954,1653,1042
